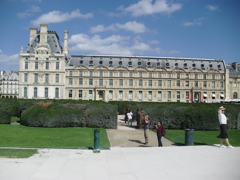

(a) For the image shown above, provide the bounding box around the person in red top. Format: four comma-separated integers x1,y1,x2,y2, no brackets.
154,122,166,147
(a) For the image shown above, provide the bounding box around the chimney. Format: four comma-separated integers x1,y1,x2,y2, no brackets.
232,62,238,71
63,30,69,55
40,24,48,44
29,27,38,44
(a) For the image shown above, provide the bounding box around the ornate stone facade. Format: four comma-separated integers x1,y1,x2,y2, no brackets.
18,24,240,103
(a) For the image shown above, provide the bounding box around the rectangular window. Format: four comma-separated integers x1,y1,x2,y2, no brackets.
158,91,162,99
148,80,152,87
149,73,152,78
56,74,59,83
99,71,103,77
195,81,198,87
158,80,162,87
89,71,93,77
186,74,189,79
56,62,59,69
212,81,215,88
129,91,133,99
45,88,48,98
89,90,93,99
212,75,215,80
109,90,113,99
139,91,142,99
69,90,72,98
109,72,113,77
186,92,189,99
233,79,237,87
79,90,82,98
139,72,142,78
203,81,207,88
177,80,180,88
55,88,59,98
89,79,93,86
119,79,123,87
203,74,207,80
167,80,171,87
220,81,224,88
69,71,73,76
35,62,38,69
119,72,123,77
129,79,133,87
99,79,103,86
148,91,152,99
195,74,198,79
24,87,27,97
79,78,83,86
24,73,28,82
158,73,161,78
34,88,37,98
79,71,83,77
46,62,49,69
25,62,28,69
220,75,223,80
168,73,171,78
119,91,123,99
139,79,142,87
177,91,180,99
45,74,49,83
168,91,171,99
69,78,73,85
129,72,133,77
177,73,180,79
109,79,113,86
34,74,38,83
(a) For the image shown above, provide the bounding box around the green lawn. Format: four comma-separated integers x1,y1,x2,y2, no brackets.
164,129,240,146
0,124,110,149
11,117,20,123
0,149,38,158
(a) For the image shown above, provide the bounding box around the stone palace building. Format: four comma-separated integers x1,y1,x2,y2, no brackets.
18,24,240,103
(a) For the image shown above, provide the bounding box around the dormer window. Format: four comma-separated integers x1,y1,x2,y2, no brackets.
119,61,122,65
109,61,113,65
128,61,132,66
175,63,178,67
209,64,213,68
138,62,142,65
147,62,151,66
157,62,160,66
90,60,93,64
166,63,169,66
184,63,187,67
99,61,103,65
80,60,83,64
192,63,196,67
201,64,204,67
36,58,38,60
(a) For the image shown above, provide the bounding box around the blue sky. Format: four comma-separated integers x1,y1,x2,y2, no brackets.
0,0,240,72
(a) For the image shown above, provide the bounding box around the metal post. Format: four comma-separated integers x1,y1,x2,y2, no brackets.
93,129,100,153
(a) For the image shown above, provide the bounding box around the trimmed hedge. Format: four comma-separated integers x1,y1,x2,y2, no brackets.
0,101,12,124
136,103,240,130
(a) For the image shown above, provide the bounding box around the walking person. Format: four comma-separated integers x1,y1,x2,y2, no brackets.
217,106,234,149
154,122,166,147
127,111,133,126
143,115,151,145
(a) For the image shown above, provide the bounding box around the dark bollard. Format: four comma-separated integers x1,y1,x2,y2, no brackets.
185,129,194,146
93,129,100,153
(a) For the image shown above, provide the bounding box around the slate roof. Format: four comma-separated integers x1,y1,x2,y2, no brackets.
25,31,63,54
226,63,240,77
67,55,225,71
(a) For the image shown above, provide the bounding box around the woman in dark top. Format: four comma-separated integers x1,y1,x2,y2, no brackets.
154,122,166,147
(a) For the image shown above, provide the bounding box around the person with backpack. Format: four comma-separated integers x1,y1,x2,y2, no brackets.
154,121,166,147
143,115,151,145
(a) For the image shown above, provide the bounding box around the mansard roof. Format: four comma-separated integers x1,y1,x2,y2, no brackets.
67,55,225,71
25,31,63,54
226,63,240,77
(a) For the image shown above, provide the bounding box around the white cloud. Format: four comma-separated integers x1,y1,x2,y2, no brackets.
90,21,147,34
0,51,19,67
205,5,219,11
119,0,182,17
90,25,116,33
149,40,159,44
17,5,41,18
116,21,147,33
30,9,93,26
170,50,180,54
68,33,162,55
183,17,204,27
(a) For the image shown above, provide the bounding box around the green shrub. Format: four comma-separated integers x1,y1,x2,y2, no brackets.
0,101,12,124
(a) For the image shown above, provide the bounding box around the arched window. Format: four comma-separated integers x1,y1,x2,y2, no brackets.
233,92,238,99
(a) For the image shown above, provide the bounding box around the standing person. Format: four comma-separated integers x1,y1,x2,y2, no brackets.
124,112,128,123
143,115,151,145
154,122,166,147
127,111,133,126
217,107,234,149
